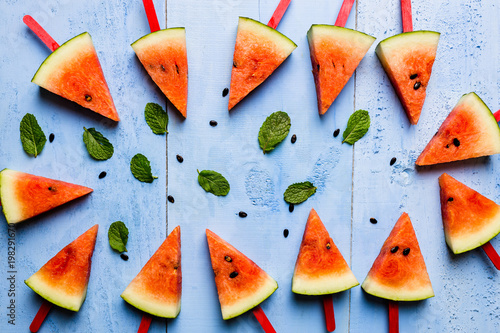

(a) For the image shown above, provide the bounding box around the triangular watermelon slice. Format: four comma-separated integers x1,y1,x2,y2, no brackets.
292,208,358,295
376,31,440,124
25,224,98,311
32,32,120,121
416,92,500,166
439,173,500,254
228,17,297,110
132,28,188,117
121,226,182,318
206,229,278,320
361,213,434,301
0,169,93,224
307,25,375,115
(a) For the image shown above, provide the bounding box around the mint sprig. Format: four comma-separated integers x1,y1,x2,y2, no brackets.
342,110,370,145
83,127,114,160
197,170,230,196
284,181,317,204
145,102,168,135
108,221,129,252
20,113,46,157
258,111,291,153
130,153,158,183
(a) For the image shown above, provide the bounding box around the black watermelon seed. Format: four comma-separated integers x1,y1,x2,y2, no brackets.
49,133,55,143
48,187,53,191
448,197,454,202
326,242,331,250
120,253,129,261
403,248,410,255
317,64,320,71
85,94,92,102
291,134,297,144
289,204,294,212
209,120,218,127
176,155,184,163
99,171,107,179
168,195,175,203
453,138,460,147
410,74,418,80
333,129,340,138
229,271,238,278
370,218,378,224
413,81,421,90
239,211,247,218
283,229,289,238
446,144,450,149
390,157,397,166
224,255,232,262
391,246,399,253
222,88,229,97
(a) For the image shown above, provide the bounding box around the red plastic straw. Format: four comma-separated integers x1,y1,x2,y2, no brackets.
401,0,413,32
335,0,355,28
388,301,399,333
267,0,291,30
252,305,276,333
482,242,500,270
142,0,161,33
322,295,336,332
494,110,500,122
30,301,52,332
23,15,60,52
137,313,153,333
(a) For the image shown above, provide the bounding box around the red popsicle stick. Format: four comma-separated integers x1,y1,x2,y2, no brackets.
482,241,500,270
30,300,52,332
267,0,291,30
23,15,60,52
388,301,399,333
137,313,153,333
322,295,336,332
401,0,413,33
494,110,500,122
335,0,356,28
252,305,276,333
142,0,161,33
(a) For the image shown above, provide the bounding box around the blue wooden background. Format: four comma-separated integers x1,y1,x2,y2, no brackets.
1,0,499,332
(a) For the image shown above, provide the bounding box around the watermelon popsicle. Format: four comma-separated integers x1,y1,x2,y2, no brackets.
292,209,359,332
23,15,120,122
308,0,375,115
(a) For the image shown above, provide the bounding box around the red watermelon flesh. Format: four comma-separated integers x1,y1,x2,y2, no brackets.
307,25,375,115
121,226,182,318
32,32,119,121
439,173,500,254
25,225,98,311
416,92,500,166
228,17,297,110
292,208,358,295
206,229,278,320
0,169,92,224
361,213,434,301
376,31,440,124
132,28,188,117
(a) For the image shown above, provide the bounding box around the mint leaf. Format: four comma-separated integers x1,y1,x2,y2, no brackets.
130,153,158,183
145,102,168,135
258,111,291,153
108,221,128,252
197,170,230,196
342,110,370,145
83,127,114,160
284,181,317,204
20,113,46,157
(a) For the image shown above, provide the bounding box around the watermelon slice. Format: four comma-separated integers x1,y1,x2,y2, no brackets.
439,173,500,254
292,208,358,295
361,213,434,301
121,226,182,318
416,92,500,166
132,28,188,117
32,32,119,121
307,25,375,115
206,229,278,320
25,224,98,311
228,17,296,110
376,31,440,124
0,169,92,224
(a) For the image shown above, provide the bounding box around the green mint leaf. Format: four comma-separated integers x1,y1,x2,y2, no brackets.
258,111,291,154
197,170,230,196
342,110,370,145
83,127,114,160
144,102,168,135
20,113,46,157
108,221,129,252
130,153,158,183
284,181,317,204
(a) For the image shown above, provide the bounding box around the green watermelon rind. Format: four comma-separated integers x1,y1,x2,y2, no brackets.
131,27,186,49
307,24,376,43
361,275,435,302
239,16,297,49
0,169,24,224
292,271,359,296
25,275,86,311
121,287,181,319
